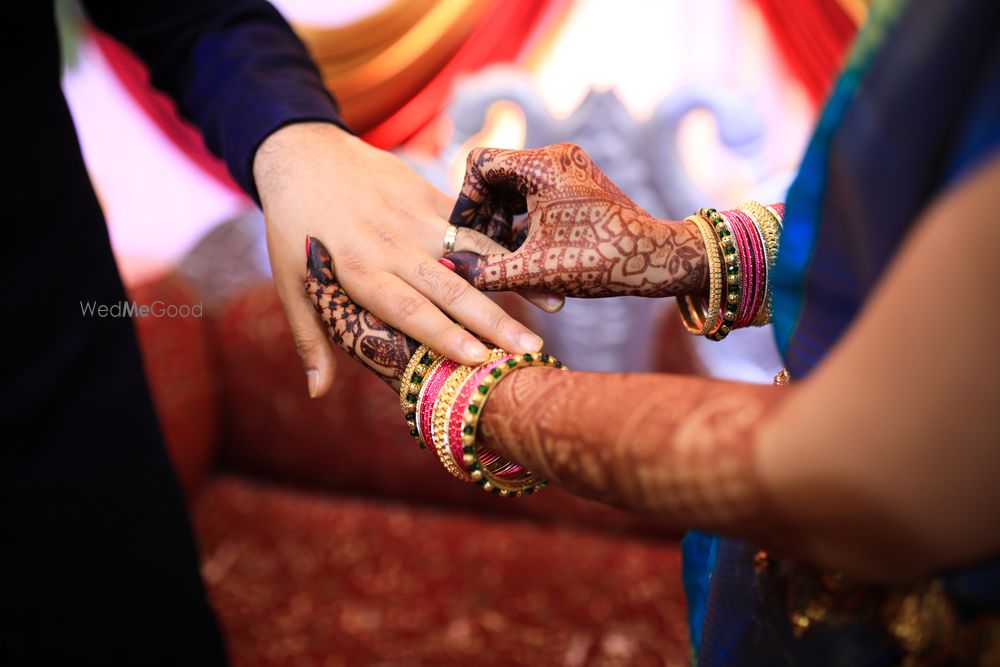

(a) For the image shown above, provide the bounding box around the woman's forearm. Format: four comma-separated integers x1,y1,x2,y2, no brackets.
480,156,1000,582
478,367,789,544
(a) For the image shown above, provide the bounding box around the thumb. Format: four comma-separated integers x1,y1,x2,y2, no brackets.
287,291,338,399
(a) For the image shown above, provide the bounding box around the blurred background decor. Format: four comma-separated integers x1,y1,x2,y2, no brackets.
59,1,862,664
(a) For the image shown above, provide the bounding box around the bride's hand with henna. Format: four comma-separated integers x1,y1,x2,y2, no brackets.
304,235,417,391
445,143,708,298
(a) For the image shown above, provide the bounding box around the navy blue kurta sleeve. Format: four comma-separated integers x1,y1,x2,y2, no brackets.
81,0,351,202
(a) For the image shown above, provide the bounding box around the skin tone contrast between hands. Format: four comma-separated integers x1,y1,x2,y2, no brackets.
252,122,561,399
303,140,1000,584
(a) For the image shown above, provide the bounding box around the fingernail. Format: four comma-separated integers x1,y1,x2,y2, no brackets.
306,369,320,398
463,339,490,363
438,257,456,271
544,296,564,312
517,332,543,353
306,236,334,285
446,251,476,279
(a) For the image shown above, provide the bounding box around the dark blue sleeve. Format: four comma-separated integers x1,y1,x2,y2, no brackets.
81,0,352,202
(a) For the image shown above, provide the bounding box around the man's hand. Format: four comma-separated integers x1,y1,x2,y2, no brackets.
305,236,415,392
253,123,544,398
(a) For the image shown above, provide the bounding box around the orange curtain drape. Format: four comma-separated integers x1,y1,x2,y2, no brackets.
93,0,561,195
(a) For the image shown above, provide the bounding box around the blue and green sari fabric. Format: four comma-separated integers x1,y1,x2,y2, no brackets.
684,0,1000,663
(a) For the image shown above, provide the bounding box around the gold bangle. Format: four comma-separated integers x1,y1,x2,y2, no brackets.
701,208,741,341
739,200,781,269
677,214,724,336
746,209,772,328
430,363,474,481
459,353,568,496
413,355,447,446
739,201,782,326
398,345,440,447
764,204,784,228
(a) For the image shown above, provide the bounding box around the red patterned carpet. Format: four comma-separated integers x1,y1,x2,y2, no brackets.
194,476,691,667
130,266,695,666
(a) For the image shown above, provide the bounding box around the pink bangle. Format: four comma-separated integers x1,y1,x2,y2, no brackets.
744,211,769,325
724,210,753,327
417,359,457,447
447,356,523,477
726,209,766,328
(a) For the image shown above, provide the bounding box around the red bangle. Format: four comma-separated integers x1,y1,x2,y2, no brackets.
725,208,767,328
447,356,520,478
417,358,457,448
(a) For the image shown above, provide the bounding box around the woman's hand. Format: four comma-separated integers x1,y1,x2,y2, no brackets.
254,123,544,398
446,143,708,298
304,235,415,392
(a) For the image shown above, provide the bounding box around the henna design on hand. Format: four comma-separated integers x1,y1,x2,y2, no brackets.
477,367,791,546
447,143,707,298
305,236,418,391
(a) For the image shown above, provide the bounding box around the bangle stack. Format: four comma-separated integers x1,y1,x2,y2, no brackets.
677,201,784,339
398,345,567,496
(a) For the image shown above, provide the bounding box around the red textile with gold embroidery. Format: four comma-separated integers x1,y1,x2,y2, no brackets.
196,476,689,666
133,271,690,664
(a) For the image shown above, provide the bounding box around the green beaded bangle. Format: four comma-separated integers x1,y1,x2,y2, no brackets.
459,352,567,497
700,208,740,341
398,345,440,448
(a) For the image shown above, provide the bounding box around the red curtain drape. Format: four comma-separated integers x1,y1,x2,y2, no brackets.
92,0,561,195
754,0,859,105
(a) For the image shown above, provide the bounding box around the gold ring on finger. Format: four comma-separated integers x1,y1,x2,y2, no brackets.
442,225,459,254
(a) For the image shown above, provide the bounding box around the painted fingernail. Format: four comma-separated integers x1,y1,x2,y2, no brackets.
463,339,490,363
438,257,456,271
446,251,476,279
306,236,334,285
544,296,564,312
306,369,320,398
518,333,543,353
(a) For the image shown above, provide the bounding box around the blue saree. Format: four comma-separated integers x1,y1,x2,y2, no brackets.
684,0,1000,663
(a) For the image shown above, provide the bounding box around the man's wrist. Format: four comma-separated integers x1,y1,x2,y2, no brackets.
252,122,356,206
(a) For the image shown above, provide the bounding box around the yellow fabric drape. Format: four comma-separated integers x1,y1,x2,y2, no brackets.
293,0,493,133
835,0,870,26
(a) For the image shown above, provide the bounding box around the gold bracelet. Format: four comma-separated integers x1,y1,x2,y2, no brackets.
677,213,724,336
739,200,781,269
765,204,784,228
398,345,440,447
739,201,782,326
430,363,474,481
459,353,568,496
414,355,447,446
746,208,772,328
701,208,741,341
